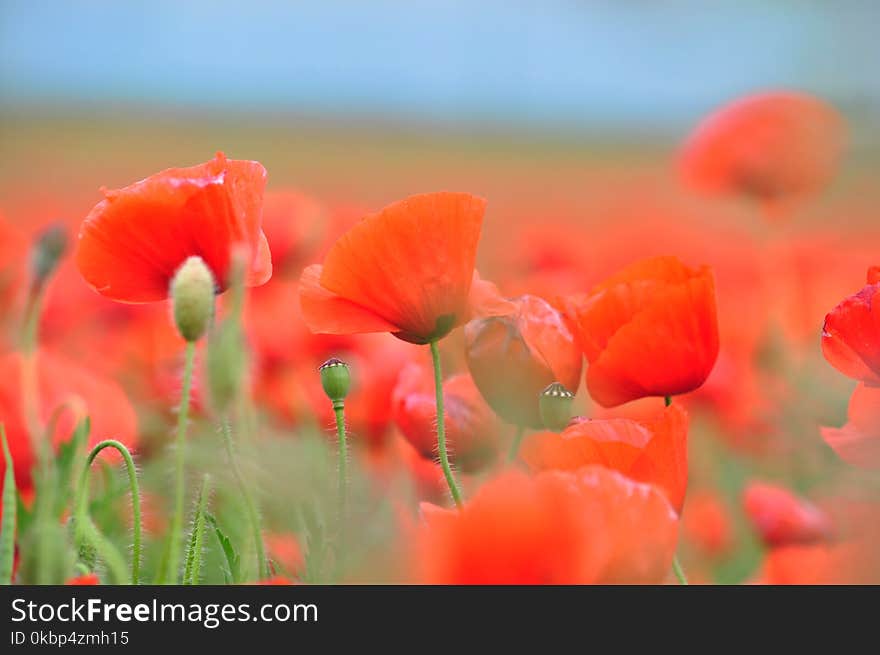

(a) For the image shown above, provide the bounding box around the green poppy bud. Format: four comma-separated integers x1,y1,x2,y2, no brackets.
539,382,574,431
206,319,246,413
170,256,215,342
320,358,351,406
30,223,68,291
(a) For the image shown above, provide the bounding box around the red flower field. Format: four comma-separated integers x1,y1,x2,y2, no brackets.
1,87,880,586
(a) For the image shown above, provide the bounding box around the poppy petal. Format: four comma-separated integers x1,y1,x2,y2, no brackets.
318,192,486,340
298,264,398,335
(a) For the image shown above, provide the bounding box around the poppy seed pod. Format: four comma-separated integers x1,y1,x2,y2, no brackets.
320,358,351,405
170,256,215,342
539,382,575,431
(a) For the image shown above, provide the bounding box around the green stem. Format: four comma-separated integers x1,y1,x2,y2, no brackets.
429,340,462,508
664,395,672,407
167,340,196,583
73,439,142,584
508,424,525,463
220,421,266,580
333,402,348,525
672,555,688,585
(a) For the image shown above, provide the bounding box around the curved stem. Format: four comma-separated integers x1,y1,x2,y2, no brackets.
73,439,142,584
508,424,525,463
672,555,688,585
220,421,266,580
429,340,462,508
167,340,196,583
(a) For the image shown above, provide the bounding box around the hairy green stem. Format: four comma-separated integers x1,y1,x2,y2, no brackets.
73,439,142,584
429,341,462,508
333,402,348,524
167,340,196,583
220,421,266,580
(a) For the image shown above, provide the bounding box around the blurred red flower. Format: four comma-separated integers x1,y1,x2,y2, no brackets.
299,192,512,344
680,91,844,214
822,280,880,385
522,403,689,512
66,573,100,585
464,294,582,428
0,349,139,494
564,256,719,408
820,382,880,469
392,362,501,472
757,542,878,585
413,466,678,584
681,490,733,557
76,152,272,302
743,482,834,548
264,533,305,577
259,189,329,277
256,576,294,585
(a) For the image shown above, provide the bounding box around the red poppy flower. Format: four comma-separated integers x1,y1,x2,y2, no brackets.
464,294,582,427
66,573,100,585
820,383,880,469
522,402,689,512
76,152,272,303
681,490,733,557
0,350,138,493
564,256,719,407
299,192,512,344
680,91,844,209
757,542,877,585
743,482,833,548
392,362,501,472
413,466,678,584
822,280,880,385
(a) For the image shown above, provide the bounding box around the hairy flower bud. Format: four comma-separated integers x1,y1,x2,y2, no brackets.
170,256,215,342
206,319,246,413
539,382,575,431
320,358,351,405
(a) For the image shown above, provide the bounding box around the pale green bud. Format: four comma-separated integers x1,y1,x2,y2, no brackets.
170,256,215,342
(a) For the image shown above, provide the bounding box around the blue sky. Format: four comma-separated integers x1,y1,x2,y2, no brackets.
2,1,877,132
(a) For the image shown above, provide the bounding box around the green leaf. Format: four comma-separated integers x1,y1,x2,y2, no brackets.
1,425,18,584
206,513,240,584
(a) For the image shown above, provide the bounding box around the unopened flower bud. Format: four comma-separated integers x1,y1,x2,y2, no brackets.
31,223,68,290
206,320,246,413
320,358,351,405
539,382,574,431
170,256,215,342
